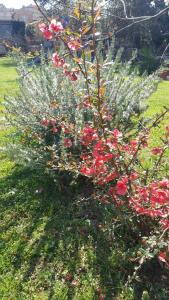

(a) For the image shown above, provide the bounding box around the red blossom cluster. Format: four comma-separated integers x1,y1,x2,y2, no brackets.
151,147,163,155
38,19,63,40
67,38,81,51
52,52,79,81
41,118,58,134
38,20,82,52
40,118,73,148
38,20,81,81
79,125,169,230
130,180,169,229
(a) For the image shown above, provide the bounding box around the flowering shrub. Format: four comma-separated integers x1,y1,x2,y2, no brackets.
79,125,169,227
4,0,169,274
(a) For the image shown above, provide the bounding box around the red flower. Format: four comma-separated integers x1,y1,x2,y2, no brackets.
69,72,78,81
41,118,49,127
44,30,53,40
51,127,58,134
52,52,65,68
81,165,95,176
64,138,72,148
112,129,122,139
68,39,81,51
160,219,169,230
159,179,169,188
38,23,52,40
50,118,57,126
116,179,128,195
158,252,168,264
130,172,138,181
38,23,48,32
49,20,63,33
151,147,163,155
81,126,98,146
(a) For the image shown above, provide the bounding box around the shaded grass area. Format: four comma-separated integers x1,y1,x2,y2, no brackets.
0,57,169,299
1,167,168,300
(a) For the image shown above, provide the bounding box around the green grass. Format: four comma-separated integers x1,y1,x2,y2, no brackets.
144,81,169,146
0,57,18,109
0,57,169,300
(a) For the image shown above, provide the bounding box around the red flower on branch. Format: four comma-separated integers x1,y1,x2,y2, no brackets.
151,147,163,155
64,138,73,148
49,20,64,33
116,178,128,195
38,23,53,40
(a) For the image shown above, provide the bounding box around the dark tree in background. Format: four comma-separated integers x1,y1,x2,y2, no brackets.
35,0,169,72
105,0,169,51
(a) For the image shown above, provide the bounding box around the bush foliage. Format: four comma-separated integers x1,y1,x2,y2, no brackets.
3,1,169,297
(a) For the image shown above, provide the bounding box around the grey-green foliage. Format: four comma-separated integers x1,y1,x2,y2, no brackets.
101,48,159,130
4,49,158,167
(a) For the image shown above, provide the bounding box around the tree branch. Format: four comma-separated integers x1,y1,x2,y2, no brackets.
116,6,169,35
33,0,50,22
119,0,128,18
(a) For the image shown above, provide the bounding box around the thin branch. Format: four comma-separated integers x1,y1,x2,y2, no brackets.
107,13,149,21
119,0,128,18
33,0,50,22
161,43,169,62
116,7,169,35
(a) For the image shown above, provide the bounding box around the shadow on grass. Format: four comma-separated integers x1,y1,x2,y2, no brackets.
0,166,168,300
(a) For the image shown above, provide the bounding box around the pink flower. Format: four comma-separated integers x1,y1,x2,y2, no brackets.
51,127,58,134
166,125,169,132
64,138,72,148
69,72,78,81
160,219,169,230
159,179,169,188
43,30,53,40
116,179,128,195
81,126,98,146
68,39,81,51
52,53,65,68
71,280,78,286
38,23,52,40
41,118,49,127
112,129,122,139
151,147,163,155
81,165,95,176
38,23,48,33
49,20,63,33
71,67,80,75
130,172,138,181
50,118,57,126
158,252,168,264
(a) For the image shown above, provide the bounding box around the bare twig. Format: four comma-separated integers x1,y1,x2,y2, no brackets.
116,7,169,35
33,0,50,22
119,0,128,18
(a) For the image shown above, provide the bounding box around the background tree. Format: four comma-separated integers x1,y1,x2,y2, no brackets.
34,0,169,72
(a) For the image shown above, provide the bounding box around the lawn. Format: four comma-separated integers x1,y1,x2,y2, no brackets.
0,57,168,300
